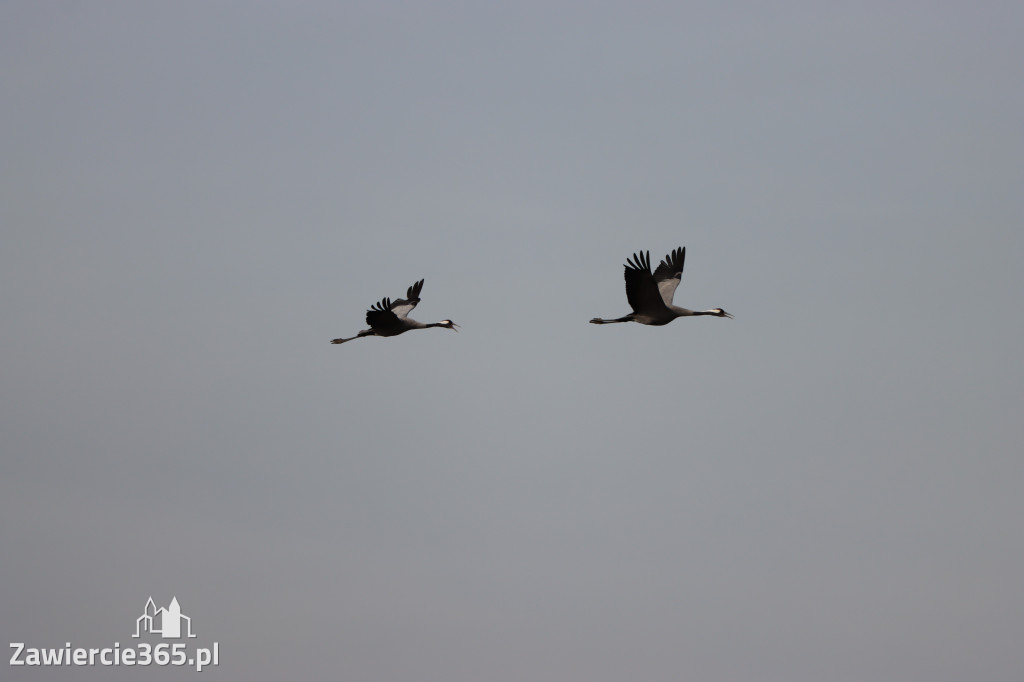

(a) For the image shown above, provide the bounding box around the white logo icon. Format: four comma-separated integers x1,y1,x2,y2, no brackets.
133,597,196,639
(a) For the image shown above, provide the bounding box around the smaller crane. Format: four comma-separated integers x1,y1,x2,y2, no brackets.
331,279,458,345
590,247,732,326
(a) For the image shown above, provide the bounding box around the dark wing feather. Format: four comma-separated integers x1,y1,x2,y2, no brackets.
623,250,669,315
365,297,401,331
406,279,423,301
652,247,685,306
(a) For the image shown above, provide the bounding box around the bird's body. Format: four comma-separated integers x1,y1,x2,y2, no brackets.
590,247,732,326
331,279,457,344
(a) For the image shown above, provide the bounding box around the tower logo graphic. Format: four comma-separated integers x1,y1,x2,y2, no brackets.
133,597,196,639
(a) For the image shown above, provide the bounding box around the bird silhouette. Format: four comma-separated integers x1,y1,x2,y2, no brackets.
331,279,458,344
590,247,732,326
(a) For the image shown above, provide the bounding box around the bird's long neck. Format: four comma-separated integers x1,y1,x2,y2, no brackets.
669,307,717,317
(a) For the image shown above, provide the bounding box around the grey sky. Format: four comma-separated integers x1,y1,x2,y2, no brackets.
2,2,1022,680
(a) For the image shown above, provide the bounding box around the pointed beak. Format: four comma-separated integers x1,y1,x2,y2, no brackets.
451,323,460,332
722,311,734,319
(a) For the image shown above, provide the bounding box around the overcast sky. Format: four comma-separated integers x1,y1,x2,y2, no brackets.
2,2,1022,681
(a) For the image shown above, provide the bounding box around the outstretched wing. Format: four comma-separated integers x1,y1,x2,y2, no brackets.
652,247,685,306
364,279,423,331
389,279,424,319
623,251,669,315
365,297,400,330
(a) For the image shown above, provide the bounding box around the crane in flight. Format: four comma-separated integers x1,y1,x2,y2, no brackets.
590,247,732,326
331,279,458,345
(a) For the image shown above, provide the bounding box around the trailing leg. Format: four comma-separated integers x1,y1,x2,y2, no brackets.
589,315,634,324
330,329,376,344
